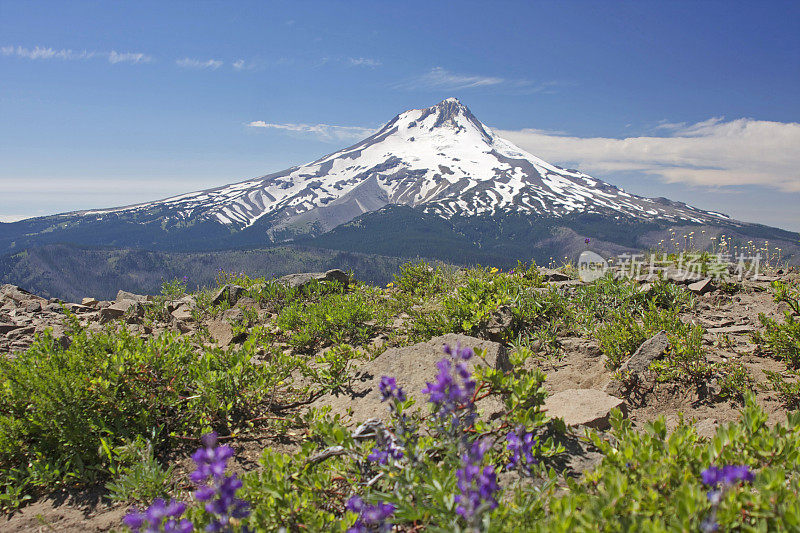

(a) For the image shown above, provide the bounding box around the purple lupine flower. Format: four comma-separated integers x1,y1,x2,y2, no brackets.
346,496,395,533
191,432,250,532
506,429,538,475
700,465,755,533
422,344,478,431
701,465,754,487
443,342,474,361
123,498,192,533
367,439,404,465
454,439,499,521
378,376,406,402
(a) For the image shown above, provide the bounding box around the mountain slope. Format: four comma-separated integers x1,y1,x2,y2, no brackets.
67,98,734,233
1,98,797,269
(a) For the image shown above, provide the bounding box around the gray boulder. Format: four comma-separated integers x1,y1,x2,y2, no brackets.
277,269,350,291
604,331,670,396
116,290,148,303
544,389,625,429
211,285,246,306
311,333,509,422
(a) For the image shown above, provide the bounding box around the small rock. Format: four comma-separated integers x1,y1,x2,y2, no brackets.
483,306,514,342
6,326,35,340
207,320,246,347
688,278,716,295
311,333,509,422
82,298,99,307
65,303,95,314
100,300,141,323
211,285,246,306
277,270,350,291
222,308,245,322
538,268,572,282
604,331,670,397
706,325,752,335
24,301,42,313
116,290,148,302
234,296,259,309
544,389,626,429
171,306,194,322
0,323,22,335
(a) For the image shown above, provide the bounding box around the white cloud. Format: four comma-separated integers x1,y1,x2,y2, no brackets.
247,121,376,142
2,45,152,65
108,50,152,64
1,45,94,60
495,117,800,192
176,57,223,69
393,66,559,94
348,57,381,67
408,67,505,89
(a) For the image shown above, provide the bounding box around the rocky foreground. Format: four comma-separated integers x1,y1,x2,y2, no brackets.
1,261,799,531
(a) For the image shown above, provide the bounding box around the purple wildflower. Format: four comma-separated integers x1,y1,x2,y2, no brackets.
701,465,754,487
191,432,250,532
378,376,406,402
443,341,474,361
367,438,404,465
346,496,395,533
700,464,755,532
455,439,499,521
585,238,591,245
421,357,476,428
506,429,538,475
123,498,192,533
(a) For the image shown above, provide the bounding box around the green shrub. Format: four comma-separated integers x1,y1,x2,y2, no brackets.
394,260,447,297
275,287,389,352
406,264,551,342
0,317,297,498
753,312,800,369
596,302,709,383
530,398,800,532
104,435,174,504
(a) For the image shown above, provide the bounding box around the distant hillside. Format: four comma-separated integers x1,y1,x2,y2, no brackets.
0,244,407,301
300,205,800,268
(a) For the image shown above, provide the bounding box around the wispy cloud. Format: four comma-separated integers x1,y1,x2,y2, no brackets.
247,121,376,142
2,45,94,61
108,50,152,64
348,57,381,67
393,66,558,94
176,57,223,70
2,45,153,64
496,118,800,192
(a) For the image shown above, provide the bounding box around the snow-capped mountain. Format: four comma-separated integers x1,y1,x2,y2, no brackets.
76,98,731,239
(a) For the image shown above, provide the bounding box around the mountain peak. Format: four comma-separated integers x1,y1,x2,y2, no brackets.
429,96,469,122
73,98,734,233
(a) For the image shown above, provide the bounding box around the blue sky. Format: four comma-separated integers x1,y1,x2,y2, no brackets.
2,0,799,230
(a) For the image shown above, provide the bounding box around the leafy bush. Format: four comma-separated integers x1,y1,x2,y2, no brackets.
104,435,174,504
532,398,800,532
0,317,299,500
275,286,389,352
595,301,709,383
753,309,800,370
407,264,551,342
394,260,447,297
